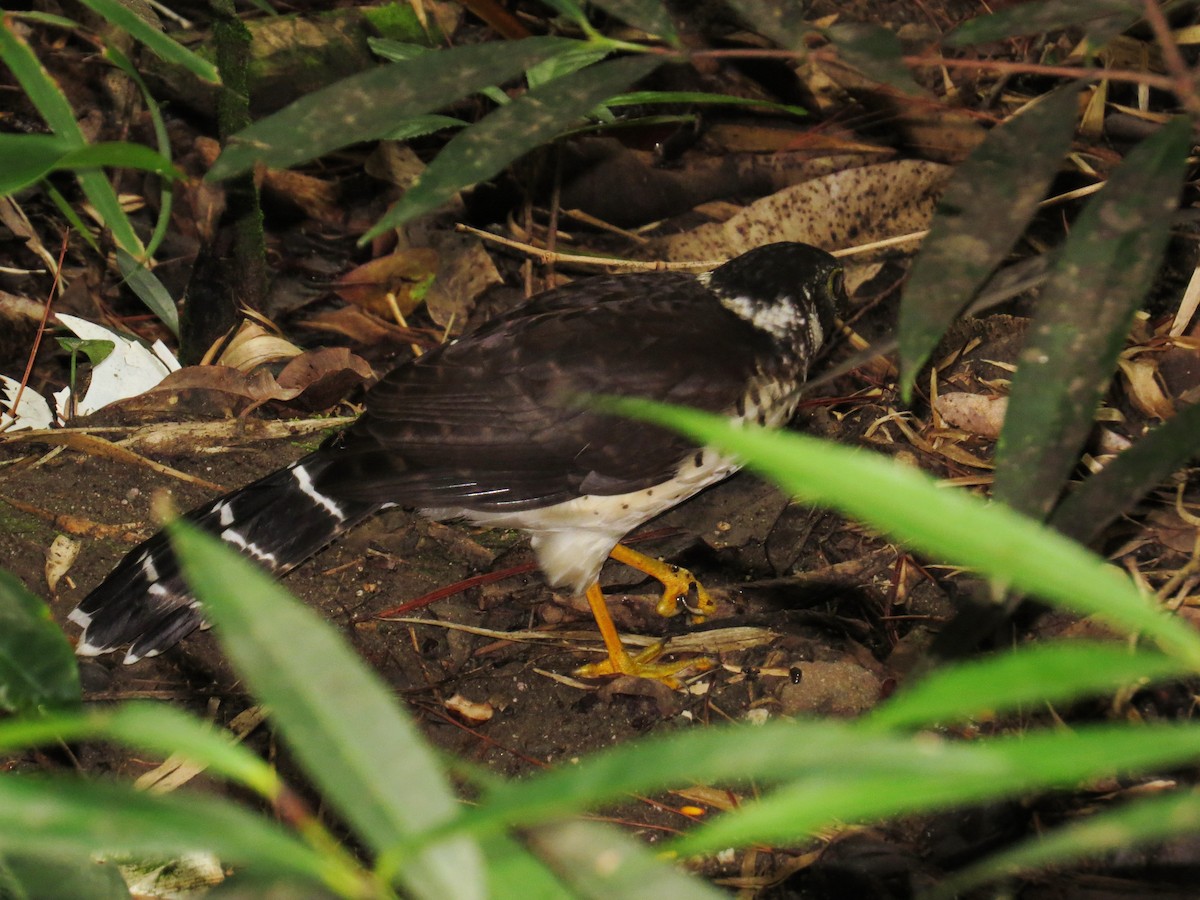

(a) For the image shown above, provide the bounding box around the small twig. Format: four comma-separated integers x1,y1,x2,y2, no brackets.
2,234,68,433
902,53,1177,92
1140,0,1200,117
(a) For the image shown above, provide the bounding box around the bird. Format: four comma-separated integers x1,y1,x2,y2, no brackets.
69,241,846,683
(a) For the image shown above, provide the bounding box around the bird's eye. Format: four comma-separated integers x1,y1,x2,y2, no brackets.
826,268,845,297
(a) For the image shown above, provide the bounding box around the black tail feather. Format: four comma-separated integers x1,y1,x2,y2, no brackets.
72,452,379,663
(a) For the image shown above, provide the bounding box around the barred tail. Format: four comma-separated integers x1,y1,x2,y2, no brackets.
70,452,379,663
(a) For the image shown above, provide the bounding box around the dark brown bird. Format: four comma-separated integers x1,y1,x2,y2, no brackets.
71,242,846,681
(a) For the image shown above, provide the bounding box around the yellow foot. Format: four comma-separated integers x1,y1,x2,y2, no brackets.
576,582,711,689
608,543,716,620
575,642,712,689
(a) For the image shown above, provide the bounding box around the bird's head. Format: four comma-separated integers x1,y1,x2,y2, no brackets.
707,242,847,362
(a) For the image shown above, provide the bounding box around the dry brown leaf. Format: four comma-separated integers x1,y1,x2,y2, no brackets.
1118,355,1175,420
651,160,949,279
45,533,80,593
443,693,494,725
213,320,302,372
275,347,374,411
297,305,433,346
933,391,1008,439
334,248,440,320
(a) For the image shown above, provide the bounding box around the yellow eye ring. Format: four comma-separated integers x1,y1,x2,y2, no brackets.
826,267,845,297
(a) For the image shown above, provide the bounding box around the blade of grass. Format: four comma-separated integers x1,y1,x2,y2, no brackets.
77,0,220,83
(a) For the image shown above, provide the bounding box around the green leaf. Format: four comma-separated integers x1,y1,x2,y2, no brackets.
57,141,183,180
363,53,660,240
525,821,725,899
0,776,361,895
525,44,611,89
0,703,281,800
0,569,81,715
993,117,1192,519
724,0,809,50
0,19,143,254
0,849,131,900
480,832,576,900
380,115,468,142
898,83,1082,400
55,338,115,366
75,0,220,84
115,249,179,336
594,398,1200,666
209,37,576,180
169,521,485,900
670,724,1200,855
935,790,1200,897
604,90,805,117
825,23,924,95
0,133,71,194
586,0,679,44
946,0,1139,47
864,642,1188,731
1051,400,1200,545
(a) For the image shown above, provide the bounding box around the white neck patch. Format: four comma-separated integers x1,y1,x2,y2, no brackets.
718,287,811,341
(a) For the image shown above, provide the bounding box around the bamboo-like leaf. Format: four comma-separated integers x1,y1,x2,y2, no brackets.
0,703,281,799
0,776,364,894
116,249,179,336
586,0,679,44
170,521,485,900
0,849,131,899
596,398,1200,666
76,0,220,83
209,37,575,180
526,821,725,899
898,83,1081,400
1050,400,1200,545
826,23,923,95
724,0,808,50
0,570,80,715
946,0,1139,47
0,18,143,254
0,133,71,194
993,118,1191,519
864,642,1187,731
363,54,660,240
670,724,1200,855
934,790,1200,898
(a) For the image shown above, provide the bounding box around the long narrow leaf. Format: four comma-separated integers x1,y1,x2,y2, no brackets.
364,53,660,239
994,118,1191,519
671,724,1200,855
1050,399,1200,545
209,37,575,180
0,703,280,799
76,0,220,83
0,570,80,715
935,790,1200,897
598,398,1200,666
864,641,1187,731
0,17,143,253
0,776,365,895
898,83,1081,400
169,521,485,900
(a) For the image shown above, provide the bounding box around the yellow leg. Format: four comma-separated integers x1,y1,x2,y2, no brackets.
608,543,716,619
575,583,709,686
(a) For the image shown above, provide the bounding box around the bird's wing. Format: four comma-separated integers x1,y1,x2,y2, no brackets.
315,274,779,510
